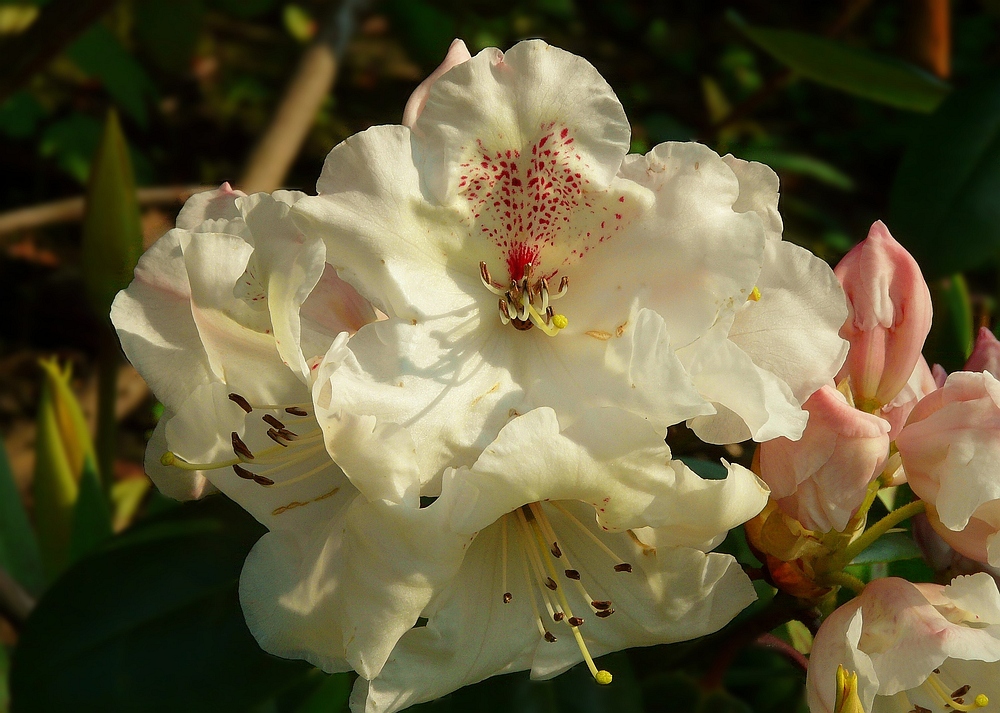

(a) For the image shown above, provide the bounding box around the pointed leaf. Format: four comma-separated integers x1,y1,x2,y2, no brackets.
69,459,112,564
32,363,81,579
850,532,922,564
10,497,313,713
729,11,950,113
81,110,142,321
0,438,43,595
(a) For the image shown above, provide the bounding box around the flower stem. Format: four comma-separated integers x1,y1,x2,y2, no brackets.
821,570,867,595
834,499,926,570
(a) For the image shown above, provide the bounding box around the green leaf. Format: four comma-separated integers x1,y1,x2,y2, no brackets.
81,110,142,320
735,147,854,191
33,360,86,579
38,114,103,183
889,74,1000,278
10,496,313,713
729,12,950,113
0,643,9,713
924,275,974,372
678,457,728,480
68,459,112,564
66,24,157,126
135,0,204,72
850,532,922,564
0,438,43,595
384,0,456,66
0,91,43,139
295,673,350,713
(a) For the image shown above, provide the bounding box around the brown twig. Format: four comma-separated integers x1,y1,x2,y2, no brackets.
238,0,368,193
0,185,214,239
0,566,35,628
756,632,809,672
707,0,876,138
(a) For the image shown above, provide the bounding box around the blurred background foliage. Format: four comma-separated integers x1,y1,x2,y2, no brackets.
0,0,997,711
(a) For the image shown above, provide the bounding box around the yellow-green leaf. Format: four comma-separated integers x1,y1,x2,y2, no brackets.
81,110,142,321
33,359,97,578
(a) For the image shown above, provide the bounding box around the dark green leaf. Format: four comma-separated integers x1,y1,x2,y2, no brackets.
10,496,313,713
384,0,455,66
81,110,142,319
729,12,950,113
0,91,43,139
889,74,1000,278
135,0,204,71
696,690,753,713
66,24,157,126
214,0,274,19
295,673,350,713
0,438,43,595
678,457,728,481
39,114,103,183
924,275,974,372
850,532,922,564
68,459,112,563
735,148,854,191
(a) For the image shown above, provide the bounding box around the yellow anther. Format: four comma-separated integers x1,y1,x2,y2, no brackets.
551,314,568,330
160,451,175,466
748,286,762,302
595,670,612,685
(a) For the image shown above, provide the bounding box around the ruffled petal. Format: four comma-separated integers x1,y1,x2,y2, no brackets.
413,40,630,201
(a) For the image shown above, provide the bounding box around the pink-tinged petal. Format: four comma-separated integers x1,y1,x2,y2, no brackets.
401,39,472,128
878,355,937,441
966,327,1000,377
175,182,246,230
835,221,932,408
898,371,1000,567
932,363,948,387
758,385,890,532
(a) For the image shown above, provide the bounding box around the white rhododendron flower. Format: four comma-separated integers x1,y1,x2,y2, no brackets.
239,406,768,711
807,574,1000,713
291,39,845,501
679,156,849,445
111,185,374,531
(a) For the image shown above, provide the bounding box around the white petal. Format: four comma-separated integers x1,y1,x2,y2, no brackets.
413,40,630,201
175,183,245,230
806,603,879,713
142,415,216,501
728,240,849,404
293,125,479,321
110,229,213,413
720,154,783,241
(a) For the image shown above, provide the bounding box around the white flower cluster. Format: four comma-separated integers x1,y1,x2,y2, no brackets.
111,40,852,712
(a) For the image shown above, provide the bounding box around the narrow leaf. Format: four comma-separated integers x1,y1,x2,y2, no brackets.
69,458,113,564
32,363,81,579
730,12,950,113
0,438,44,595
81,109,142,321
850,532,922,564
889,73,1000,277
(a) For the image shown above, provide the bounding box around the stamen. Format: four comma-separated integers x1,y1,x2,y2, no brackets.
480,262,506,296
539,277,550,312
285,406,308,417
498,299,512,326
262,414,284,429
263,452,335,488
160,451,239,470
748,286,762,302
514,511,564,622
266,429,289,447
529,503,609,614
232,432,254,459
551,276,569,300
549,502,633,573
522,506,612,686
922,671,989,711
233,464,274,486
228,393,253,413
514,520,558,641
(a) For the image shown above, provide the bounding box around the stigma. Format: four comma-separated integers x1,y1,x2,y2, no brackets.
480,261,568,336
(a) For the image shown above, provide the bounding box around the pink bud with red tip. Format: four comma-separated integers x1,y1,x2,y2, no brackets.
834,221,932,410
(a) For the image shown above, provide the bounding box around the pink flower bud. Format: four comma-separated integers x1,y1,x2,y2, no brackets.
758,385,890,532
897,371,1000,568
834,221,932,410
402,39,472,128
966,327,1000,377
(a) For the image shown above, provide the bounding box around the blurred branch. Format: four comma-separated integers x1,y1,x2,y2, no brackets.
907,0,951,78
239,0,368,194
0,0,117,104
0,566,35,627
755,632,809,672
707,0,875,137
0,185,214,239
